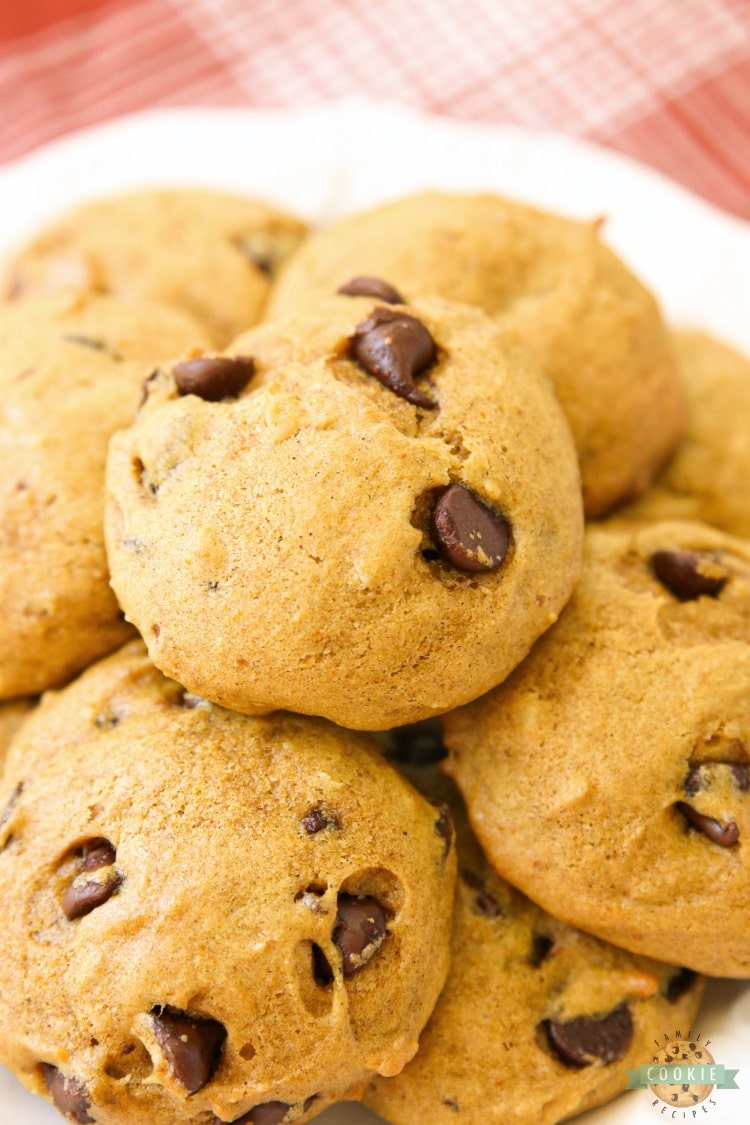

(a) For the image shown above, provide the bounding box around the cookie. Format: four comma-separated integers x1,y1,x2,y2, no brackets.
0,293,209,698
617,330,750,537
3,189,308,345
444,520,750,977
365,764,704,1125
0,699,34,772
105,294,584,729
267,192,686,517
0,641,456,1125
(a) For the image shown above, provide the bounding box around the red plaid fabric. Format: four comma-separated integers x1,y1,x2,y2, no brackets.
1,0,749,218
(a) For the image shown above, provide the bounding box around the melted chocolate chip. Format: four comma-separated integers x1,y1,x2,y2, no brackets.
543,1003,633,1068
301,807,341,835
41,1064,95,1123
651,550,728,601
433,804,455,858
431,484,510,572
351,307,436,408
337,276,405,303
151,1008,226,1093
62,839,121,921
333,894,387,976
665,968,697,1003
676,802,739,847
529,934,555,967
173,356,255,401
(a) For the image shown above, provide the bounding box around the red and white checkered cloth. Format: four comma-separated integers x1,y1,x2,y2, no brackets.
1,0,749,218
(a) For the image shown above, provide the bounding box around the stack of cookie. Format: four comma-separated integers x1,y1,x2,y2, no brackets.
0,187,746,1125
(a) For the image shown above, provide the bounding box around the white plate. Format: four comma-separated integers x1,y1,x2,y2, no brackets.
0,101,748,1125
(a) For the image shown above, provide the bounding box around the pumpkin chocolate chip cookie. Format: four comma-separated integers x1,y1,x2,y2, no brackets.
3,189,308,345
0,294,209,699
0,641,456,1125
365,767,704,1125
105,294,583,729
618,330,750,538
267,192,686,517
444,519,750,977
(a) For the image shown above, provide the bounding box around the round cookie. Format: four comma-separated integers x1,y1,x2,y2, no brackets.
3,189,308,345
364,762,704,1125
444,519,750,977
105,294,584,730
617,330,750,537
0,641,456,1125
0,294,210,699
267,192,686,517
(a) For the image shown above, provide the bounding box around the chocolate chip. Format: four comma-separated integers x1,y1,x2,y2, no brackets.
301,807,341,835
462,870,504,918
233,232,292,278
337,276,405,304
62,839,121,921
732,763,750,791
41,1064,95,1123
433,804,455,858
333,894,387,976
676,801,739,846
665,968,697,1003
684,767,704,796
529,934,554,967
386,719,447,766
172,356,255,401
151,1008,226,1093
431,484,510,572
685,760,749,795
351,307,436,408
543,1003,633,1067
651,550,728,600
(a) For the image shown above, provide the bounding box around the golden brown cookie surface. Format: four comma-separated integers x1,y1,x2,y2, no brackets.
268,192,686,517
4,189,308,344
618,330,750,537
105,295,583,729
364,767,704,1125
444,520,750,977
0,642,456,1125
0,294,209,699
0,699,34,773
